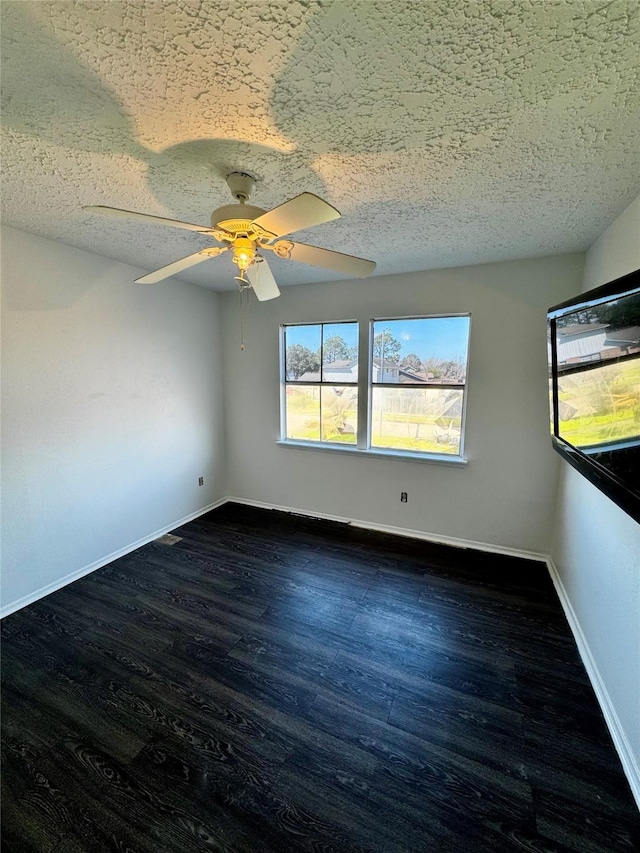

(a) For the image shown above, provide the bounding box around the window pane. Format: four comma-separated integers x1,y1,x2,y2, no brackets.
322,322,359,382
548,322,555,434
285,325,321,380
555,292,640,365
371,387,464,455
320,385,357,444
372,317,470,385
557,359,640,449
286,386,320,440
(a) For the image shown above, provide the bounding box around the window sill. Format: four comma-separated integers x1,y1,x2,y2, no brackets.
276,440,468,466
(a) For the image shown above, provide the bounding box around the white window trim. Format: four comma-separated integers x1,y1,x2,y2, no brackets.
276,439,468,465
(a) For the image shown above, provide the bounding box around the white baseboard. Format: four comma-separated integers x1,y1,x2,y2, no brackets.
0,498,227,619
225,495,549,564
546,556,640,811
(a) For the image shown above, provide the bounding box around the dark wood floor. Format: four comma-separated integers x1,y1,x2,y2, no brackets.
2,503,638,852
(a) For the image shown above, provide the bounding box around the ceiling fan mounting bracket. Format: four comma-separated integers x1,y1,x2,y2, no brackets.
226,171,256,203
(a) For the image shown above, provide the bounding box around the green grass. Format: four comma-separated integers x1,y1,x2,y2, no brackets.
560,412,639,446
287,424,356,444
371,434,458,454
287,427,457,453
287,406,460,452
378,414,461,428
558,359,640,446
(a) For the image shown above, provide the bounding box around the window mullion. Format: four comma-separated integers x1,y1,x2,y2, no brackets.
356,320,370,449
279,325,287,441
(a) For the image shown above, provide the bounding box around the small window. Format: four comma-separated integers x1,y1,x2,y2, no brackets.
283,322,359,445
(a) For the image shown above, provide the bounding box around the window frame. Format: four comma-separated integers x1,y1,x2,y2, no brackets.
280,320,360,447
280,313,471,463
367,315,471,459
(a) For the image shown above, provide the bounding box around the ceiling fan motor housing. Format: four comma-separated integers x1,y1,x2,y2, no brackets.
210,203,266,235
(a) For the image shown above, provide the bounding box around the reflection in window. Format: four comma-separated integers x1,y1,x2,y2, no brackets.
554,293,640,451
557,359,640,449
372,387,465,455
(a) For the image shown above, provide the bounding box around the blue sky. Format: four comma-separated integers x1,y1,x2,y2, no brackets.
285,317,470,363
374,317,470,362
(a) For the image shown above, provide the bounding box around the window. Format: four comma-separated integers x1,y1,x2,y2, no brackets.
283,322,359,444
370,317,470,456
281,315,471,460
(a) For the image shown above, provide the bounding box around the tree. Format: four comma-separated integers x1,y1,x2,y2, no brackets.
286,344,320,379
422,356,466,382
373,331,401,363
322,335,353,364
598,299,640,331
422,358,442,378
438,359,466,383
556,309,599,328
400,353,422,372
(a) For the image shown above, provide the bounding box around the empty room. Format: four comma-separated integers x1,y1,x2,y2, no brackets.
1,2,639,851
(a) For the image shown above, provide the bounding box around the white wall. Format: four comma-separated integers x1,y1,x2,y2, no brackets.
221,253,583,555
1,226,227,615
551,196,640,806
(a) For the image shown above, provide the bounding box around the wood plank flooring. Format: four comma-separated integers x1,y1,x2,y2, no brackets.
2,503,639,852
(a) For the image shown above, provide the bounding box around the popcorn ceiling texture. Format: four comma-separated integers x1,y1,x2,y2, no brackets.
1,0,639,289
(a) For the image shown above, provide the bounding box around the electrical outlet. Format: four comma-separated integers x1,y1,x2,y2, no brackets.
401,492,408,502
198,476,204,487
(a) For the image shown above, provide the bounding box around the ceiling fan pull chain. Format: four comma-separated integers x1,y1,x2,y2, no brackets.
239,287,247,351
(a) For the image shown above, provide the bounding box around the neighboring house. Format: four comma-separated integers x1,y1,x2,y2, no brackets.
605,326,640,351
371,358,428,384
556,323,640,366
298,358,467,385
555,323,610,364
297,359,358,383
372,357,401,383
298,358,429,384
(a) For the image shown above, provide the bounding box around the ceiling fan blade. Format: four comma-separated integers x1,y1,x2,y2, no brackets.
251,193,340,240
273,240,376,278
83,205,217,236
246,258,281,301
134,247,228,284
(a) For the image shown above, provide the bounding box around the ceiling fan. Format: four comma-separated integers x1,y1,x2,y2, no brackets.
83,172,376,301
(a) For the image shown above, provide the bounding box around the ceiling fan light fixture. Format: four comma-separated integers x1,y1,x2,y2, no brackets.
232,236,255,271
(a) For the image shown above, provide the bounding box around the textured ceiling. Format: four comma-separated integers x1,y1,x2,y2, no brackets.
1,0,639,292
